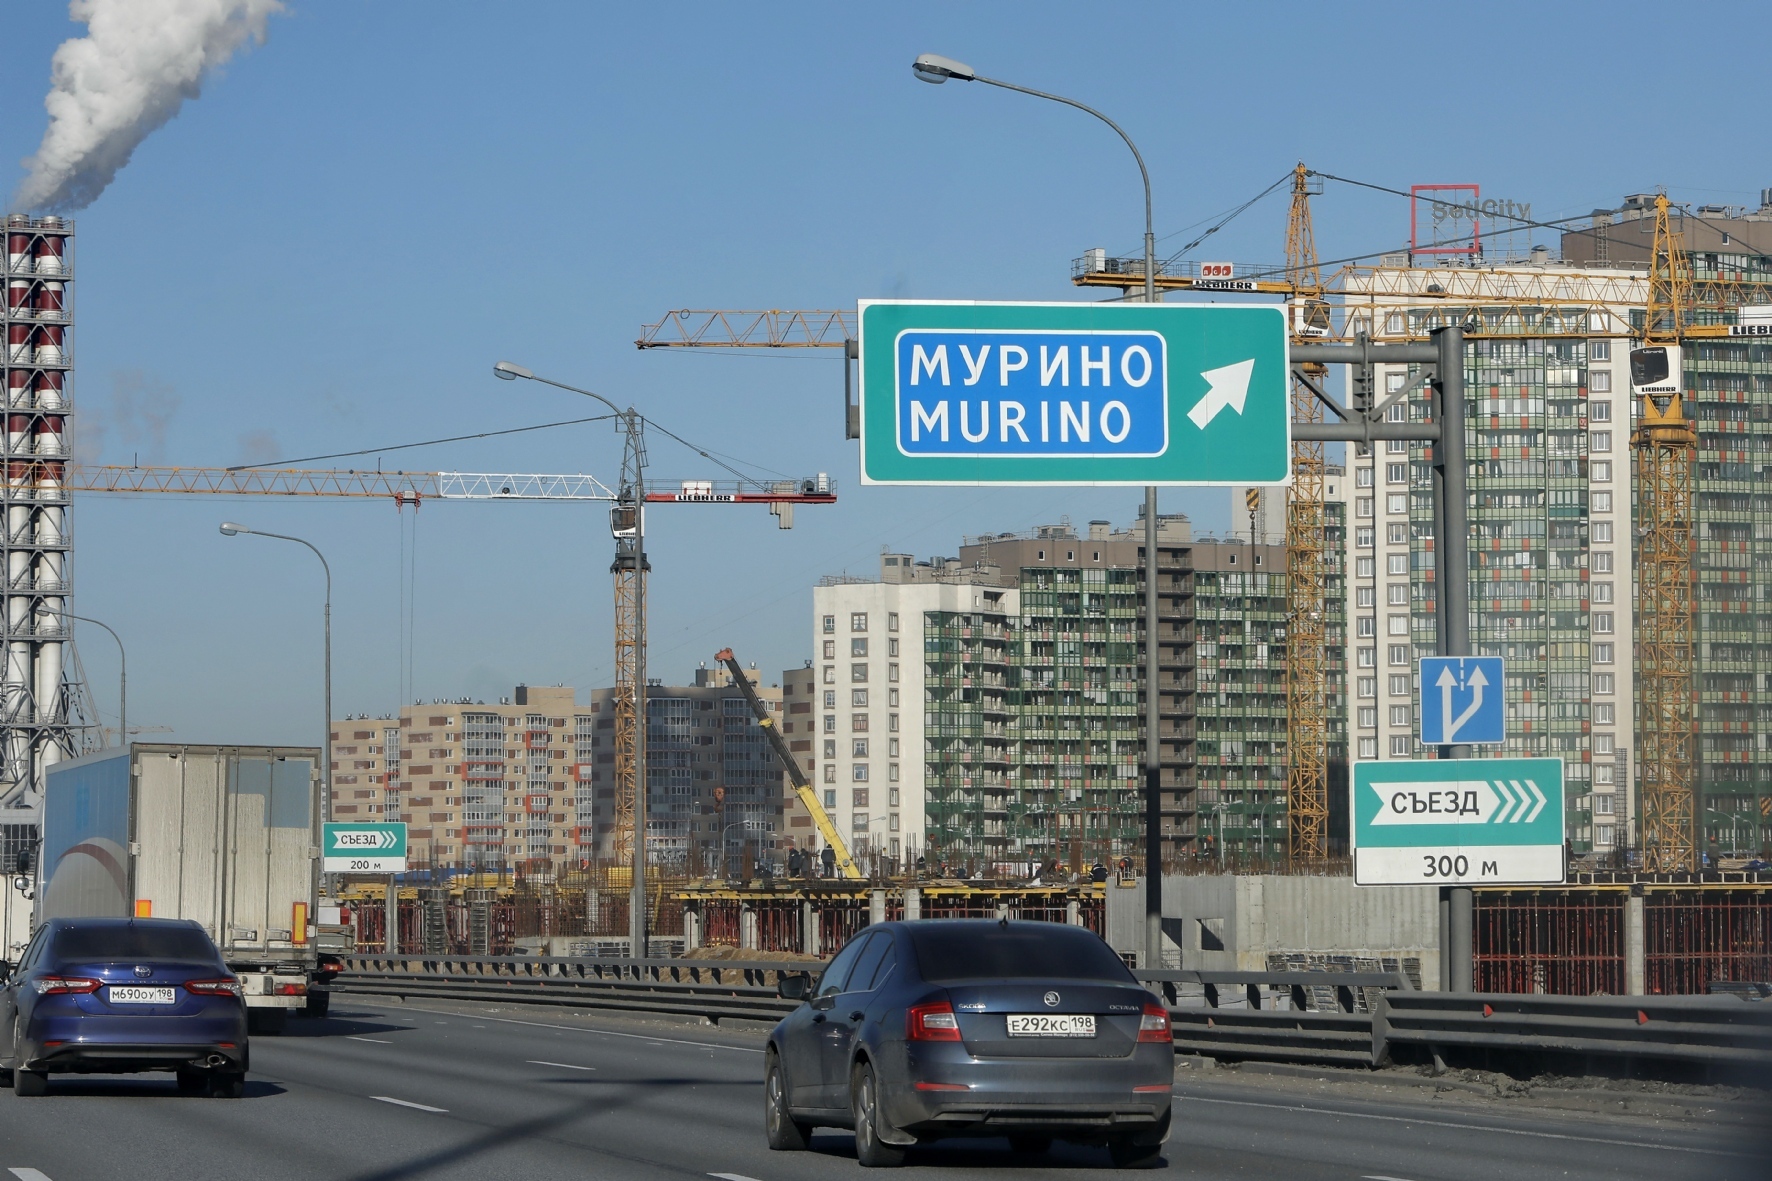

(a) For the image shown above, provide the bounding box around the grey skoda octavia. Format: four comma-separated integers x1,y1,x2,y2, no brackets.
765,919,1173,1167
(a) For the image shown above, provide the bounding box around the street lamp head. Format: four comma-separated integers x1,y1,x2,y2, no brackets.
912,53,975,84
219,522,246,536
493,361,533,381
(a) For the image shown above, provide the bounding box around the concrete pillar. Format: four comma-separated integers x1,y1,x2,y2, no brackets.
870,888,887,926
682,902,701,953
586,886,601,934
739,905,758,951
1625,888,1646,996
1067,899,1081,926
903,887,920,922
802,900,819,957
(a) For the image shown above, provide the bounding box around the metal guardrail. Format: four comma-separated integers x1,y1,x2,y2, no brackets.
329,957,1772,1074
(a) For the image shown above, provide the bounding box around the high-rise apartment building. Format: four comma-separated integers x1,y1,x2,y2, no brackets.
330,678,782,870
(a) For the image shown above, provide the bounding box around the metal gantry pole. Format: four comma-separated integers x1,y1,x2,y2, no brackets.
67,615,123,749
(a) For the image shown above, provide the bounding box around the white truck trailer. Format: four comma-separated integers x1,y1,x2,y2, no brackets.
41,744,321,1031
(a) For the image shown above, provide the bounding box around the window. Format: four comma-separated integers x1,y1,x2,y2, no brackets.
887,612,899,632
1593,522,1613,544
1390,674,1410,697
1591,340,1610,362
1594,643,1614,664
1389,736,1410,756
1594,703,1615,725
1593,733,1615,755
889,764,900,782
1356,556,1375,578
1388,614,1410,636
1593,612,1614,634
851,663,869,683
1387,493,1407,514
1388,584,1409,605
906,924,1134,984
1590,430,1612,453
823,640,835,659
852,688,869,706
852,764,869,783
823,714,836,733
823,740,836,759
824,788,836,807
888,737,899,757
888,638,899,657
889,787,900,806
1356,586,1375,608
1357,647,1376,668
1356,497,1373,518
889,663,900,683
823,766,836,785
1356,527,1375,548
1595,764,1615,786
852,713,869,732
823,614,835,634
1390,644,1411,666
1390,705,1410,727
888,689,899,707
1388,437,1407,454
1358,737,1378,759
1592,460,1611,482
851,814,869,832
1356,467,1374,488
1387,463,1407,484
1590,398,1611,420
1357,616,1375,637
851,637,868,657
1388,523,1408,544
1591,582,1613,603
1593,491,1613,513
851,612,868,631
853,738,869,757
1388,554,1409,575
1594,795,1615,816
888,713,899,732
1357,706,1377,728
1593,551,1613,574
1595,672,1615,695
1357,676,1376,698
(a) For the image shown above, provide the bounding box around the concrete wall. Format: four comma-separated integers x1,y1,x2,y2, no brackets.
1107,874,1441,989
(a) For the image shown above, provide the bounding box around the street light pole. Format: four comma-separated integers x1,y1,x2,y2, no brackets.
493,362,650,959
67,614,123,750
914,53,1164,968
219,523,332,915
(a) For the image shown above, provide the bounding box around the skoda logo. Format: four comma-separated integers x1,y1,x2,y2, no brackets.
133,965,153,979
1042,990,1060,1008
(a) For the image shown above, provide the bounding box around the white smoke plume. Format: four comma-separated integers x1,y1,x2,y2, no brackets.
15,0,284,212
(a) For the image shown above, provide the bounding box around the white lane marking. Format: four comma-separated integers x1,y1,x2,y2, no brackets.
1180,1095,1747,1158
372,1095,448,1113
395,1004,763,1054
528,1060,596,1071
1364,1176,1422,1181
710,1174,767,1181
346,1036,392,1044
10,1170,54,1181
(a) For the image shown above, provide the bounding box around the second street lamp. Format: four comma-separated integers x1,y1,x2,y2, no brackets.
914,53,1165,968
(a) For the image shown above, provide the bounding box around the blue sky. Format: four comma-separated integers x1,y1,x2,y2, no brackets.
3,1,1768,746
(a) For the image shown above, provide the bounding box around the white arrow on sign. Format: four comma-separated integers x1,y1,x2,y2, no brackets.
1435,661,1489,742
1186,358,1255,430
1370,779,1548,826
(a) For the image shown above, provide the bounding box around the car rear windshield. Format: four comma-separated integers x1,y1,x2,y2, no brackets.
53,925,220,963
908,925,1134,983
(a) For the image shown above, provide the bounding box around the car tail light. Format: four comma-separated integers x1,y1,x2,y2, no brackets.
33,976,100,995
1138,1002,1172,1043
914,1081,970,1091
274,982,307,996
185,978,244,997
906,1000,963,1042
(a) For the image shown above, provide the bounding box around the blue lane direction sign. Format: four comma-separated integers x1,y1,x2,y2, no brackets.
1418,656,1505,746
322,822,408,873
1352,757,1565,886
858,301,1290,486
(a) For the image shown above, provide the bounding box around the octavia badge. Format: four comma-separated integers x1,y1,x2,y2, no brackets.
1042,990,1060,1008
133,964,153,979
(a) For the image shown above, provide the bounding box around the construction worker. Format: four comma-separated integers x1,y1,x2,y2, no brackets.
821,844,836,878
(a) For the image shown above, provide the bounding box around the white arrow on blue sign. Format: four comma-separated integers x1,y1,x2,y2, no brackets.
1418,655,1505,745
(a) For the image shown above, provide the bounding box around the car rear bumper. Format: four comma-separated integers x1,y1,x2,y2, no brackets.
26,1040,247,1075
883,1044,1173,1139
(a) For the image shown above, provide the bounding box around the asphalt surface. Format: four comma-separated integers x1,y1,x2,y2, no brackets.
0,999,1763,1180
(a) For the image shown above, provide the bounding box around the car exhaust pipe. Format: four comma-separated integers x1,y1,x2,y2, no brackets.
204,1054,230,1068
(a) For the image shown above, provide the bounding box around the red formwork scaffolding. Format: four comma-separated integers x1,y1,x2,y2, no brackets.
1473,890,1625,995
1645,889,1772,994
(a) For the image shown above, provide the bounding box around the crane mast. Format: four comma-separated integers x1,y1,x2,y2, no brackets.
1634,193,1698,872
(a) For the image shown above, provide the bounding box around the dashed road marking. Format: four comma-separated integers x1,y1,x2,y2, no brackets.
10,1169,54,1181
528,1060,596,1071
346,1036,392,1044
372,1095,447,1113
710,1174,767,1181
394,1004,763,1053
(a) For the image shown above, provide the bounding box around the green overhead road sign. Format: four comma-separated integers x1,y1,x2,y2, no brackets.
1352,758,1565,887
857,300,1290,485
322,822,408,873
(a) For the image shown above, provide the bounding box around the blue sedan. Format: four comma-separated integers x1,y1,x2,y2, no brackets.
0,917,249,1097
765,919,1173,1167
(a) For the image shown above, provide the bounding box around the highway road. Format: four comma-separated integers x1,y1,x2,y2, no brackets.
0,999,1762,1180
